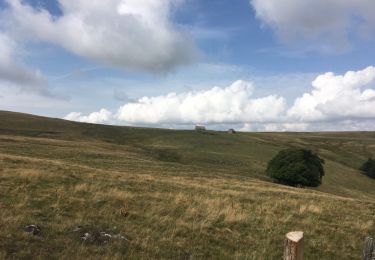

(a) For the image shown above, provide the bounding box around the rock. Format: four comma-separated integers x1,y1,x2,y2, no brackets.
80,232,91,241
72,225,84,232
113,234,129,241
72,225,128,245
100,232,112,239
24,225,41,235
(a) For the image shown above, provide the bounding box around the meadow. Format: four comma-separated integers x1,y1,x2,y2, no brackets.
0,111,374,259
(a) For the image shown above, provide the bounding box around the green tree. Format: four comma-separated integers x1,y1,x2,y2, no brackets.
266,149,325,187
360,158,375,179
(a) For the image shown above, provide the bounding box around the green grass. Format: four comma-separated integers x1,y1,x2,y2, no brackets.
0,110,374,259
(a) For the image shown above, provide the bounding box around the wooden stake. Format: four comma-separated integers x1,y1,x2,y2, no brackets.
363,237,375,260
284,231,304,260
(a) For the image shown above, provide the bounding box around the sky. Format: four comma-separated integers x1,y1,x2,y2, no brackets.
0,0,375,131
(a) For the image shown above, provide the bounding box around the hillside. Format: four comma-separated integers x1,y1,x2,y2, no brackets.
0,110,374,259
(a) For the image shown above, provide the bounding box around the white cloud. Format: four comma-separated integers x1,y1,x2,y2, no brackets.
264,123,309,132
0,33,51,96
64,109,113,124
116,80,286,124
288,66,375,121
240,122,309,132
251,0,375,51
6,0,197,73
64,66,375,131
64,80,286,125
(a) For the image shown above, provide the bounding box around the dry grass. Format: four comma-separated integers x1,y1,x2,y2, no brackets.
1,149,374,259
0,111,375,259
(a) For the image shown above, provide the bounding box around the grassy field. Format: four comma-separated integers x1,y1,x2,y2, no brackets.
0,110,374,259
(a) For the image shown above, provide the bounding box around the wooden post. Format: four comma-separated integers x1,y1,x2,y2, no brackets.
363,237,375,260
284,231,304,260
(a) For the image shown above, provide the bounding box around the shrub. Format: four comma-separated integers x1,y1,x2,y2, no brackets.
360,158,375,179
266,149,325,187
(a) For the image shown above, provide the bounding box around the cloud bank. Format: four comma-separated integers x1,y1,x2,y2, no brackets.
6,0,197,73
288,66,375,122
251,0,375,51
117,80,285,124
64,66,375,131
65,109,113,124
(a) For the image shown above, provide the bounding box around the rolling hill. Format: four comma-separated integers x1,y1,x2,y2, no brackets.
0,110,374,259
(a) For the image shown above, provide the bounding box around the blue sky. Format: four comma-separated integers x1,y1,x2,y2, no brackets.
0,0,375,131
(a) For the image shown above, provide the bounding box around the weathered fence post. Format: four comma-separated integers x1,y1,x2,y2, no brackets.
363,237,375,260
284,231,304,260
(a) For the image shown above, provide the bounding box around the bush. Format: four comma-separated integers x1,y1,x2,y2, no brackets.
266,149,325,187
360,158,375,179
